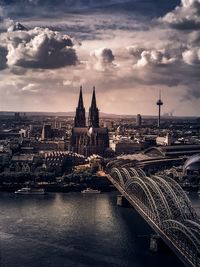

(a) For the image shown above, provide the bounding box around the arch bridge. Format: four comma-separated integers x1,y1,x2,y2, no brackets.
105,165,200,267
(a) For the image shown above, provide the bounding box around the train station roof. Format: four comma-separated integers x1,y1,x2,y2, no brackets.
144,145,200,158
183,154,200,172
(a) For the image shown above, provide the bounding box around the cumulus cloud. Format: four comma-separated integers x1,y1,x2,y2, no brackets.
89,47,116,71
182,47,200,65
189,31,200,45
129,47,177,68
127,45,144,62
0,24,78,69
159,0,200,69
162,0,200,30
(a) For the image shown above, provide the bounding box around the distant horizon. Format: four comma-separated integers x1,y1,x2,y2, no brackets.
0,110,198,119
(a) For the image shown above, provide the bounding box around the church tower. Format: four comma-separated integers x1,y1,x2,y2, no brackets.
88,86,99,128
71,86,109,157
74,86,86,127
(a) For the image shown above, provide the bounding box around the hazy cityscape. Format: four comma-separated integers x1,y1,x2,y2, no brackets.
1,0,200,267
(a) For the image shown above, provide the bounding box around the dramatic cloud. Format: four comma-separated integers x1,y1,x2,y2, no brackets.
128,46,177,68
127,45,144,59
0,24,78,69
89,48,116,71
0,0,200,115
162,0,200,30
182,47,200,65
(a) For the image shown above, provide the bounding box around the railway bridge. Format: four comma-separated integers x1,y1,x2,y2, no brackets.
104,163,200,267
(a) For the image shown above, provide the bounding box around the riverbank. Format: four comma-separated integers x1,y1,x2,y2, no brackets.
0,180,115,193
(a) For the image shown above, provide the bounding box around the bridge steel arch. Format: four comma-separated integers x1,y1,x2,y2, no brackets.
162,219,200,263
145,176,173,220
137,168,147,178
185,220,200,237
110,167,125,187
108,166,200,267
129,167,140,177
125,169,173,223
162,174,197,219
126,178,161,224
152,175,192,221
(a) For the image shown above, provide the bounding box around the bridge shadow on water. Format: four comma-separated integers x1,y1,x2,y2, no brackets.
117,202,184,267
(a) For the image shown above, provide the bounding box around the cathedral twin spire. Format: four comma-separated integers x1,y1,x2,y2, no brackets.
88,87,99,128
74,86,99,128
74,86,86,127
78,86,84,110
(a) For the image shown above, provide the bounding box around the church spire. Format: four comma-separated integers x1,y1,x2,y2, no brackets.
78,86,84,109
91,86,97,109
74,86,86,127
88,86,99,128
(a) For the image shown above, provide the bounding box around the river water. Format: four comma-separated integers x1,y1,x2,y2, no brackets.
0,191,189,267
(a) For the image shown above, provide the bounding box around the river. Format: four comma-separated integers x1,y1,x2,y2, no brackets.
0,191,188,267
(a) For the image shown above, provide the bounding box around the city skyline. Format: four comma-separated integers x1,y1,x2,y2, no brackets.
0,0,200,116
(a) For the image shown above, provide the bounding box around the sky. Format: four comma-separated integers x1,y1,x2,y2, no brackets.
0,0,200,116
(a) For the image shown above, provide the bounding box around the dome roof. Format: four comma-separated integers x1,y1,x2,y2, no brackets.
183,154,200,172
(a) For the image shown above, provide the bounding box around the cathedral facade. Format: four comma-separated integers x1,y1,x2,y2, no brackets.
70,87,109,157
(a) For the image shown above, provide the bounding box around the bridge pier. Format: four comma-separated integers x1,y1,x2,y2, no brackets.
117,195,132,207
150,235,172,253
150,235,159,252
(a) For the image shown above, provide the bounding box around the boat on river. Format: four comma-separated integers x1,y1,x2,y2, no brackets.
15,187,45,195
81,188,101,194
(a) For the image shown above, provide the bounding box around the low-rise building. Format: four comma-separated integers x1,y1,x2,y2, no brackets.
115,140,145,154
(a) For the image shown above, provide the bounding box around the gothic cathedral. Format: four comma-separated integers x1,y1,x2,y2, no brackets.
70,87,109,156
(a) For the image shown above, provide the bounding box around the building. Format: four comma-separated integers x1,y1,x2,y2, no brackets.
136,114,142,126
28,140,66,152
19,128,29,138
44,151,86,175
41,124,52,140
70,87,109,157
53,119,62,129
156,133,172,146
115,140,145,154
74,86,86,128
10,154,37,172
103,120,114,130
